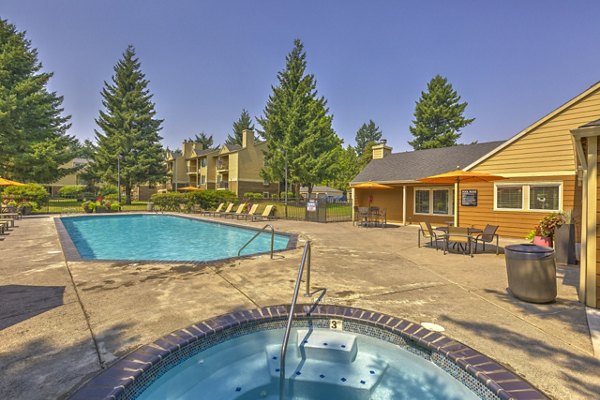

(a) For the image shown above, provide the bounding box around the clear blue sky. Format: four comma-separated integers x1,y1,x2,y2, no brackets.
3,0,600,152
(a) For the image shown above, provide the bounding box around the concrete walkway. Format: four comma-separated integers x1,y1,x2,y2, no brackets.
1,214,599,400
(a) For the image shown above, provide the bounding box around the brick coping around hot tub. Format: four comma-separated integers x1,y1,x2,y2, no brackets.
69,304,548,400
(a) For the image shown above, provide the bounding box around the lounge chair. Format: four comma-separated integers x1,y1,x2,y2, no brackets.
443,226,473,256
213,203,234,217
200,203,224,216
472,224,500,255
223,203,246,218
417,222,443,250
252,204,275,221
0,218,15,228
237,203,259,220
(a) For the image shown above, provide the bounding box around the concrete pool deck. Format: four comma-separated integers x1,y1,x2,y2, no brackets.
0,214,599,399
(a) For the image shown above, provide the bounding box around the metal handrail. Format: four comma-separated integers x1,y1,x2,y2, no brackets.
279,241,319,399
237,224,275,259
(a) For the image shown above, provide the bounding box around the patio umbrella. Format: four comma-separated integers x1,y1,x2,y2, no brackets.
178,186,202,191
417,170,506,226
0,177,25,186
351,181,393,206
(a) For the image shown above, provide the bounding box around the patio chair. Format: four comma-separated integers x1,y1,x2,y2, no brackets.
472,224,500,255
237,203,259,220
417,222,443,250
223,203,246,218
356,207,370,227
200,203,224,216
443,226,473,257
252,204,275,221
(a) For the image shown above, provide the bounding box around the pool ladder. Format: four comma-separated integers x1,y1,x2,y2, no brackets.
279,241,326,399
237,224,275,259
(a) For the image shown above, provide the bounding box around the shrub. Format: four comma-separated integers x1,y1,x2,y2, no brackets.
3,183,49,207
58,185,86,199
110,203,121,212
98,185,118,196
243,192,263,200
279,191,293,199
104,193,119,201
186,189,237,210
150,192,189,211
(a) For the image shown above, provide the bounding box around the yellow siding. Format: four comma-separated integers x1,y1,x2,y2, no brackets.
459,176,579,238
473,87,600,174
237,142,266,181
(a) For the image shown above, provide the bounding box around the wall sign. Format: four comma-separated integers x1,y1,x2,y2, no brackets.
306,200,317,212
461,190,478,206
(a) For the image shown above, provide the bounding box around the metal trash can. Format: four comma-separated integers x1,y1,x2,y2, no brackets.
147,202,154,211
505,244,557,303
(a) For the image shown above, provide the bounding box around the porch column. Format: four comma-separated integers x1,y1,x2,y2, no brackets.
453,182,459,227
402,185,407,225
586,137,597,306
351,187,356,225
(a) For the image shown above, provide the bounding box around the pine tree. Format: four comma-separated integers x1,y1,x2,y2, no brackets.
258,39,342,196
193,132,214,149
92,45,166,204
408,75,475,150
328,145,360,196
226,109,254,146
358,141,377,169
355,120,383,156
0,19,79,182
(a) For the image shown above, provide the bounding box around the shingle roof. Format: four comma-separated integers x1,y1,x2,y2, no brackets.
580,119,600,128
352,141,505,183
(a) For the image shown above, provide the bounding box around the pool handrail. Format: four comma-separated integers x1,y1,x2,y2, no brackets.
280,241,322,399
237,223,274,259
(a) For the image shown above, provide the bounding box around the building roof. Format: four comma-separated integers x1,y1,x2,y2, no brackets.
580,118,600,128
352,141,505,183
299,185,342,193
187,148,219,159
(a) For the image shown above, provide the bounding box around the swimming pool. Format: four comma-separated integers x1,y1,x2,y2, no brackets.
72,306,547,400
57,214,293,262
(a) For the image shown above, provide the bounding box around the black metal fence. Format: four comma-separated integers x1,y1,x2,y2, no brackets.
248,198,352,223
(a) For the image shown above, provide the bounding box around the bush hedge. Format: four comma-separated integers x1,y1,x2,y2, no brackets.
58,185,86,199
2,183,49,208
150,189,238,211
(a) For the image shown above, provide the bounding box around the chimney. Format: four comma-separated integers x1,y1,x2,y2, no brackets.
242,129,254,148
372,140,392,160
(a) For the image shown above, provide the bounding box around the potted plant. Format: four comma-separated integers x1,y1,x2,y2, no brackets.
527,213,563,247
18,201,34,215
555,209,577,264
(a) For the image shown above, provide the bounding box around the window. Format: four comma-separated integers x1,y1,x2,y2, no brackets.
432,190,449,214
530,185,559,210
262,192,270,199
200,175,206,185
495,183,561,212
414,188,453,216
200,158,207,167
415,190,430,214
496,186,523,209
263,179,270,187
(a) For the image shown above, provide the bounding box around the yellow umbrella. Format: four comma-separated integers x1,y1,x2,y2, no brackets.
0,177,25,186
351,181,393,190
178,186,202,191
417,170,506,226
351,181,393,207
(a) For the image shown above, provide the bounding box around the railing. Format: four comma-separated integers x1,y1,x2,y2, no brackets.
279,241,325,399
237,224,274,259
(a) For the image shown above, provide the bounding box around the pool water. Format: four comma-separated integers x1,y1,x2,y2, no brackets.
137,328,479,400
60,214,290,262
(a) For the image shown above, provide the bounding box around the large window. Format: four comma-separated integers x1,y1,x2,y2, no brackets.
496,186,523,209
495,183,561,212
415,188,453,216
200,158,207,167
200,175,206,185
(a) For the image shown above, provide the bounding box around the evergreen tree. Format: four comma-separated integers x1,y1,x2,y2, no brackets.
193,132,214,149
408,75,475,150
358,141,377,169
355,120,383,156
0,19,79,182
258,39,342,196
92,45,166,204
226,109,254,146
328,145,360,196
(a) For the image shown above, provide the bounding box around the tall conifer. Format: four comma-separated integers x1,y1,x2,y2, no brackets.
0,19,79,182
258,39,341,195
93,46,166,204
226,109,254,146
408,75,474,150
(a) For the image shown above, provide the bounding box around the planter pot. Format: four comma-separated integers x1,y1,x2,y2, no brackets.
533,235,552,247
555,223,577,265
94,208,108,214
19,206,32,215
